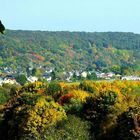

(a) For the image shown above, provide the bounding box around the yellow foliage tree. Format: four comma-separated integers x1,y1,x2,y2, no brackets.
20,96,67,138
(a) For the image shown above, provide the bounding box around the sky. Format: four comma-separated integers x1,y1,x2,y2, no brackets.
0,0,140,33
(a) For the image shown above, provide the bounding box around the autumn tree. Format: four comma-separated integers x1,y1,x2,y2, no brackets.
115,107,140,140
1,94,67,140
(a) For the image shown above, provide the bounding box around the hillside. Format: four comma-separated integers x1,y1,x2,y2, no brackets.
1,30,140,74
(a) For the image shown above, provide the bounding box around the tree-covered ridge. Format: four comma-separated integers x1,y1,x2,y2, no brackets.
1,30,140,73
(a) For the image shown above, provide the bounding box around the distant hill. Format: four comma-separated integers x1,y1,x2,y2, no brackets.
1,30,140,74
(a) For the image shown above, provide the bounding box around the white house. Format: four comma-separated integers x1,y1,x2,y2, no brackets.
69,71,74,77
81,71,88,78
66,77,71,82
45,67,54,73
121,76,140,80
107,72,115,77
3,78,17,85
96,72,115,79
27,76,38,83
75,71,80,77
0,78,3,86
46,76,52,82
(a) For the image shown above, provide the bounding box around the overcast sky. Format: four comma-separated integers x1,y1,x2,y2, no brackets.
0,0,140,33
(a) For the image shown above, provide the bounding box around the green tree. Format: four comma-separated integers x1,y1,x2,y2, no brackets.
16,74,27,85
0,20,5,34
87,72,97,80
50,71,56,81
41,115,91,140
32,68,43,77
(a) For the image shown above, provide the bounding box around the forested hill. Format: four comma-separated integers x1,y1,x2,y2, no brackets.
1,30,140,74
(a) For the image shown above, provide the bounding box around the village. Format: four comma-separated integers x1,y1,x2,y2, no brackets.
0,66,140,86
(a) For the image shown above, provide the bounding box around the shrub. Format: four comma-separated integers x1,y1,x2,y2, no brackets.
79,80,99,94
83,90,118,139
1,95,67,140
41,115,91,140
72,89,89,102
47,82,62,101
63,98,83,116
0,87,9,105
59,93,74,105
20,81,46,94
115,107,140,140
0,84,16,105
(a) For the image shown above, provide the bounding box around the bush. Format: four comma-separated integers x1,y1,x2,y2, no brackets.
83,90,118,139
79,81,99,94
1,95,67,140
47,82,62,101
0,84,16,105
59,93,74,105
115,107,140,140
20,81,46,94
59,90,88,116
0,87,9,104
63,98,83,116
41,115,91,140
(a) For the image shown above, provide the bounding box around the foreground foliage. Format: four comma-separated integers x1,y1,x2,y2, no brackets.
0,80,140,139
